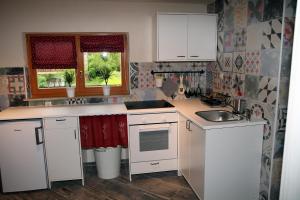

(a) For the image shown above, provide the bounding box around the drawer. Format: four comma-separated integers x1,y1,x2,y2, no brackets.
44,117,78,129
128,112,178,125
131,159,177,174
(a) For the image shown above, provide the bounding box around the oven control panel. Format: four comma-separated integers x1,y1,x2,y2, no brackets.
127,112,178,125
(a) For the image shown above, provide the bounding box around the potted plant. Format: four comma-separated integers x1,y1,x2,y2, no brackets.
97,65,113,96
64,70,75,98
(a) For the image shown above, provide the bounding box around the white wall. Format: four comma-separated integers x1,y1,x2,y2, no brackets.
0,0,206,67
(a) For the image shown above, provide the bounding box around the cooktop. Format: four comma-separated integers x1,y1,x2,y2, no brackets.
124,100,174,110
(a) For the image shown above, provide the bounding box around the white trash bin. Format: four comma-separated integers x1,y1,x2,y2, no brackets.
94,146,121,179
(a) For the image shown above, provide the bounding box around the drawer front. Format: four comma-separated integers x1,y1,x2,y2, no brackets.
128,112,178,125
131,159,177,174
44,117,78,129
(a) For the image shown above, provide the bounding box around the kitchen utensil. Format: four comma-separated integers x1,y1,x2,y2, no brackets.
161,77,177,97
232,99,246,114
178,75,185,95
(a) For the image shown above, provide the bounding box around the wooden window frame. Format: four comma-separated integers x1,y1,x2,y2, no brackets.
26,33,129,99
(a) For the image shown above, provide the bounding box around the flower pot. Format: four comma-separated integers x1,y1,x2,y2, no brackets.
103,85,110,96
66,87,75,98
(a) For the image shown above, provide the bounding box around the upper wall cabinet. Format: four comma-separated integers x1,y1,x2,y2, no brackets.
156,13,217,62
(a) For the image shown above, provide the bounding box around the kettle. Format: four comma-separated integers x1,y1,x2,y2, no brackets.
232,99,246,114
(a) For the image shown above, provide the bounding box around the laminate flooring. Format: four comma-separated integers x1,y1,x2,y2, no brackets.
0,162,198,200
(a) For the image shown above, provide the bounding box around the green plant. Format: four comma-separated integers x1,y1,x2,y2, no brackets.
89,65,113,85
64,70,75,87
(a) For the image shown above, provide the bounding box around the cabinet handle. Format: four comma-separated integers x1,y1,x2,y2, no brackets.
186,120,191,131
177,56,186,58
14,129,21,132
150,162,159,166
74,130,77,139
56,119,66,122
190,56,199,58
35,126,43,145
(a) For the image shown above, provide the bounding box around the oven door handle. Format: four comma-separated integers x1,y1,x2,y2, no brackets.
137,123,172,132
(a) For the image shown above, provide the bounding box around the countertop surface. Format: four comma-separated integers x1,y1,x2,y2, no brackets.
0,99,265,129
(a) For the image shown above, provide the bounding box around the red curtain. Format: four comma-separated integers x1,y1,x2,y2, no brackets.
79,115,128,149
80,35,125,52
30,36,77,69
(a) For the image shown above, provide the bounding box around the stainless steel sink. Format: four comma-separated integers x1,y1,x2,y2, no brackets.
195,110,243,122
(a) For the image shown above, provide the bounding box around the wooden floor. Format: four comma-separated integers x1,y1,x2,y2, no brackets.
0,162,198,200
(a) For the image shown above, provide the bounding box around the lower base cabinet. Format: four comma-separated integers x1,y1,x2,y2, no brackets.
44,117,83,187
179,114,263,200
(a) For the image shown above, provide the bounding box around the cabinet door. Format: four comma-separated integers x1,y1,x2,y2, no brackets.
157,14,188,61
178,114,190,180
44,124,82,182
188,14,217,60
189,122,205,200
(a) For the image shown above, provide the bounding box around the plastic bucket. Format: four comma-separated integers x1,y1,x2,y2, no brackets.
94,146,121,179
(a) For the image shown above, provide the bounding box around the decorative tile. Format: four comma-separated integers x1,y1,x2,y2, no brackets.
5,67,24,75
233,51,245,73
234,0,247,29
0,76,9,95
234,28,247,51
284,17,295,49
263,0,283,21
216,53,224,71
7,75,25,95
66,98,86,105
247,0,264,25
261,49,280,77
221,72,232,95
246,23,263,51
245,50,261,75
258,76,278,105
231,73,245,97
212,71,222,92
285,0,297,17
138,70,155,89
224,0,235,31
262,19,282,49
218,11,224,32
217,32,224,53
8,94,27,107
277,106,288,132
130,63,139,89
223,53,233,72
206,70,213,90
224,30,234,53
245,75,259,99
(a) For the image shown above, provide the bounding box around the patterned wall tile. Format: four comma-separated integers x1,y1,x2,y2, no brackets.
258,76,278,105
224,30,234,53
234,0,247,29
231,73,245,97
0,76,8,95
263,0,283,21
246,23,263,51
233,51,245,73
284,17,295,49
285,0,297,17
138,70,155,89
212,71,222,92
221,72,232,95
8,94,27,107
217,53,224,71
217,31,224,53
218,11,224,32
130,63,139,89
224,0,235,31
245,74,259,100
5,67,24,75
262,19,282,49
261,49,280,77
247,0,264,25
7,75,25,95
234,28,247,51
66,98,86,105
223,53,233,72
245,50,261,75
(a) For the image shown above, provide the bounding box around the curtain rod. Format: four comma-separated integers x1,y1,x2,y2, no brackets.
150,70,205,75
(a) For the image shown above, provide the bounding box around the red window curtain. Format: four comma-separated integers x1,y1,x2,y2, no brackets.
80,35,125,52
30,36,77,69
79,115,128,149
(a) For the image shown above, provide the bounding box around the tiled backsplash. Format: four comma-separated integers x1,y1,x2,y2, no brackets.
0,62,211,109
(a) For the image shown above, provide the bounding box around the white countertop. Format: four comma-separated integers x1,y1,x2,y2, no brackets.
170,99,265,130
0,99,265,129
0,104,127,121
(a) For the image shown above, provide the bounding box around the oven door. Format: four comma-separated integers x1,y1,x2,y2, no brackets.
129,123,177,162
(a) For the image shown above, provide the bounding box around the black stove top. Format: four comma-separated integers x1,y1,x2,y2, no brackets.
124,100,174,110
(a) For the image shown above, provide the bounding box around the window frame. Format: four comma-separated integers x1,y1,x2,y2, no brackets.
26,33,129,99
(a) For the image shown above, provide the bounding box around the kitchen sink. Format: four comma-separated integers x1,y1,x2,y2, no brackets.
195,110,243,122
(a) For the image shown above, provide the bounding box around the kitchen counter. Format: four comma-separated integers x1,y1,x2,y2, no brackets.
0,104,127,121
170,99,265,129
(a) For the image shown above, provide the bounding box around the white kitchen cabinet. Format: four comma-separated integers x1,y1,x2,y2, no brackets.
178,114,263,200
44,117,83,186
156,13,217,61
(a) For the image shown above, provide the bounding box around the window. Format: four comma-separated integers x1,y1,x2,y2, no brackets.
26,33,129,98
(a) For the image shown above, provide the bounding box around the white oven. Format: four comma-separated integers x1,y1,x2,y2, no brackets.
129,122,177,162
